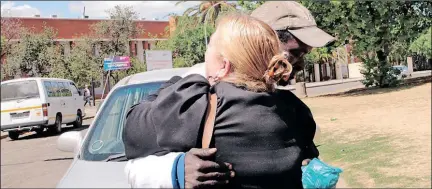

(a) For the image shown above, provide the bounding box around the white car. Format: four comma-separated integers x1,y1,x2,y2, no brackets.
56,67,191,188
1,77,85,140
56,64,321,188
392,65,411,79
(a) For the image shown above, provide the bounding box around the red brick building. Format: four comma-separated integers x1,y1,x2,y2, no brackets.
1,16,172,63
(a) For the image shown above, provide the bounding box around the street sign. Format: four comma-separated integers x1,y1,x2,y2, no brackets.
103,56,131,71
145,50,172,71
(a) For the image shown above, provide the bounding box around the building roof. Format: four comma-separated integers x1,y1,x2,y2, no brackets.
1,17,170,40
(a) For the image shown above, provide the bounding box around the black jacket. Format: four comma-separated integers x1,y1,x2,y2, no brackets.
123,74,319,189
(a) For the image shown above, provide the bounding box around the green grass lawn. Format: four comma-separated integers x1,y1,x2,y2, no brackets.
305,81,431,188
316,131,426,188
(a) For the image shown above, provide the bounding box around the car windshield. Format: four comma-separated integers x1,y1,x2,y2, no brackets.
393,66,407,71
1,80,40,102
80,82,164,161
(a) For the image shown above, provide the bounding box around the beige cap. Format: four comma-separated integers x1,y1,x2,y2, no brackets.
251,1,335,47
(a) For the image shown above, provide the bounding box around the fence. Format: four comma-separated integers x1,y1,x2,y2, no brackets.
413,55,432,71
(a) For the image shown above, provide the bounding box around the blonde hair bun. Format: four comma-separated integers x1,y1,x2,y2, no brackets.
213,13,292,92
263,54,293,86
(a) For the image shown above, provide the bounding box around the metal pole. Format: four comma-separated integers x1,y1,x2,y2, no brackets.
107,71,111,93
101,70,111,101
91,77,95,106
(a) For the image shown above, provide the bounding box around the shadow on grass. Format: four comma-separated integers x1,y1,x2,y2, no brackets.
319,76,431,97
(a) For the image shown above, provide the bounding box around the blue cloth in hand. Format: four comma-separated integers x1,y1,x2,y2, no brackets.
301,158,342,189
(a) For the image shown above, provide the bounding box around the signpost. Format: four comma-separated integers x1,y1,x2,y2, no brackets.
103,56,131,71
101,56,131,100
145,50,173,71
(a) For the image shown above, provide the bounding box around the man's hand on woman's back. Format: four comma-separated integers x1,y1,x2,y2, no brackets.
185,148,235,189
184,148,313,189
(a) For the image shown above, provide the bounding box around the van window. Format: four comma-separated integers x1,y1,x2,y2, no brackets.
1,80,40,101
44,81,55,97
58,82,67,97
61,82,72,97
69,82,79,95
50,82,60,97
57,82,64,96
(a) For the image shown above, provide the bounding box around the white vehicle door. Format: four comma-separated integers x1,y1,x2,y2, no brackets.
44,81,62,125
69,82,84,116
58,82,75,123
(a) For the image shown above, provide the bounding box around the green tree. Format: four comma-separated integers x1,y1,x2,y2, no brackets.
4,25,60,78
0,17,24,60
1,17,25,81
304,48,333,65
47,38,102,88
237,0,265,13
1,35,5,59
410,27,432,59
301,1,431,87
176,1,236,25
388,41,410,66
155,16,215,67
89,5,145,84
1,35,6,81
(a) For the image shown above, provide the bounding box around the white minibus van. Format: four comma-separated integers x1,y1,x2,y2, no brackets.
1,77,85,140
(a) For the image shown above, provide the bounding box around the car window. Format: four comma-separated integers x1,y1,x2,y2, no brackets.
50,82,60,97
57,82,66,97
1,80,40,101
61,82,72,97
69,82,79,95
43,81,54,97
80,82,164,161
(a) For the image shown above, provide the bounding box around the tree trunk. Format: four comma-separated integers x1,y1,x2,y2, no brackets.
376,49,389,87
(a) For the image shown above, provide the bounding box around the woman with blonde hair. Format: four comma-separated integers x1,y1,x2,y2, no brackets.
123,13,318,188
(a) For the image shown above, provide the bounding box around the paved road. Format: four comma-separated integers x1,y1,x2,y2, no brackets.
291,70,431,97
1,119,92,188
306,80,364,97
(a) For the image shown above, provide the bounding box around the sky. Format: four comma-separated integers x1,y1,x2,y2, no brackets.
0,1,202,20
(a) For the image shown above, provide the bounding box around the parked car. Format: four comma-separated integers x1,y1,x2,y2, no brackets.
1,78,85,140
392,65,410,79
56,64,321,188
56,67,190,188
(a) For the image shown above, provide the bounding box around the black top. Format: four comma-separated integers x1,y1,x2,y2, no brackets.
123,74,319,189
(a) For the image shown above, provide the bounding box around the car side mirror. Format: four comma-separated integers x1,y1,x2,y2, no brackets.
57,131,83,153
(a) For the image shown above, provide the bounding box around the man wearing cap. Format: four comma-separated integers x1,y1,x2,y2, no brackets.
252,1,335,85
124,1,334,188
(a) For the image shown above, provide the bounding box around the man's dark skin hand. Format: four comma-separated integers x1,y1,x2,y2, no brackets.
185,148,311,188
185,148,235,189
